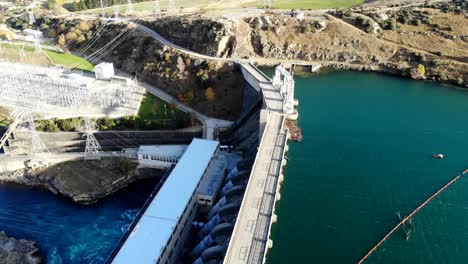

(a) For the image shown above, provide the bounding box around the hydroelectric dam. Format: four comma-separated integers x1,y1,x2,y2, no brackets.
0,21,298,264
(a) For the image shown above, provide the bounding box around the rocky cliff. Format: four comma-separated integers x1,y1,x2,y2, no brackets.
0,158,152,205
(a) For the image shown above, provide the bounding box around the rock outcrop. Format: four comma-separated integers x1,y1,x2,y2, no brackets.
0,158,146,205
0,232,41,264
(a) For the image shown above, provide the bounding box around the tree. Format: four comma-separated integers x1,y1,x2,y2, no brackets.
164,52,171,62
72,1,79,11
38,120,59,132
79,0,87,10
65,31,78,42
57,118,80,131
205,87,216,102
58,34,66,45
184,90,194,102
77,34,86,43
411,19,421,26
98,117,116,130
386,18,397,30
77,21,90,32
410,64,426,79
417,64,426,76
47,0,56,9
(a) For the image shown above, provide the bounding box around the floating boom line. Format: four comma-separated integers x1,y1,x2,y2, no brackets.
358,172,465,264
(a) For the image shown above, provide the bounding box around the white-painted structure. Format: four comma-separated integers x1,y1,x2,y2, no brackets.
95,62,115,80
272,65,298,120
23,29,43,39
291,10,305,19
137,145,188,169
111,139,220,264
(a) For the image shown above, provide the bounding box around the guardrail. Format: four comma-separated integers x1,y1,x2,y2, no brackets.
246,124,287,263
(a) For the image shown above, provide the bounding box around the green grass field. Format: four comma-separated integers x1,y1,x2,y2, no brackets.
81,0,213,14
139,92,176,120
269,0,364,9
1,42,94,71
44,50,95,71
79,0,363,13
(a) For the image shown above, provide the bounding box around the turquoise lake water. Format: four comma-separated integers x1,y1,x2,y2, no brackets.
266,71,468,264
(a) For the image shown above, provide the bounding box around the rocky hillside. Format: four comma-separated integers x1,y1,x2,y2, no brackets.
138,4,466,87
42,19,244,120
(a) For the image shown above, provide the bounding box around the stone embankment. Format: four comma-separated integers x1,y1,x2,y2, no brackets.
0,231,42,264
0,158,155,205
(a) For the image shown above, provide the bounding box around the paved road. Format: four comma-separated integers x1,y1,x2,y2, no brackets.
136,23,229,62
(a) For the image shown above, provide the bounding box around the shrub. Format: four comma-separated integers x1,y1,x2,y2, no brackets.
411,19,421,26
303,23,312,33
164,52,171,62
184,90,194,102
386,18,397,30
38,120,60,132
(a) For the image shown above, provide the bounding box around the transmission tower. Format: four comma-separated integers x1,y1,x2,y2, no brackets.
127,0,134,13
168,0,175,13
113,5,120,18
154,0,161,19
28,10,35,25
100,0,104,17
82,118,101,159
264,0,272,9
34,37,41,53
19,44,25,61
26,113,49,157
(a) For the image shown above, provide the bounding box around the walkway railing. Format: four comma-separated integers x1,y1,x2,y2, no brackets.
247,128,288,264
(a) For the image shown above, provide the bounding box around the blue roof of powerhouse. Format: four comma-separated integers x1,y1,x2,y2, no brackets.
111,138,219,264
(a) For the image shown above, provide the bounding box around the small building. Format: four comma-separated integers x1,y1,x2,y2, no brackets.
137,145,188,169
94,62,115,80
23,29,43,39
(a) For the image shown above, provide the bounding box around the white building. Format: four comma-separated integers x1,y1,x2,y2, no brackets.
23,29,43,39
95,62,115,80
111,139,220,264
291,10,305,19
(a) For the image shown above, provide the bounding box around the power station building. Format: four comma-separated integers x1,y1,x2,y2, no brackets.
110,138,233,264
